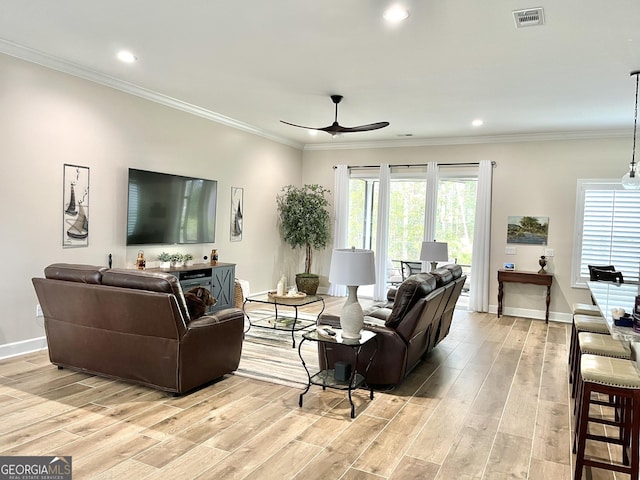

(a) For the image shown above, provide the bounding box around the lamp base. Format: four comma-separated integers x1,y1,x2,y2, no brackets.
340,285,364,340
430,261,438,272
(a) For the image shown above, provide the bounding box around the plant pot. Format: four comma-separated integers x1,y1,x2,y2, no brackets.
159,261,171,269
295,273,319,295
185,260,194,267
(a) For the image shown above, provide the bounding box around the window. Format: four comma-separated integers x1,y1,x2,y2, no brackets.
573,180,640,286
347,166,477,289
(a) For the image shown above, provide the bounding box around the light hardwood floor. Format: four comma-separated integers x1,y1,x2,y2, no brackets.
0,300,607,479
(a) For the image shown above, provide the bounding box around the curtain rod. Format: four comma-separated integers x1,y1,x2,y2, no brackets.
333,161,496,170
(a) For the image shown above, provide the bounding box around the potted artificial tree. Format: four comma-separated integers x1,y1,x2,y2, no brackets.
277,184,331,295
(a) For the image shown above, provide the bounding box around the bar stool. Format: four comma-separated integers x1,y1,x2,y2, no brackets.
572,303,602,317
569,315,610,385
571,332,631,400
574,354,640,480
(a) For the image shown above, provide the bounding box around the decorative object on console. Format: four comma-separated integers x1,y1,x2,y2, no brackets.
62,164,89,248
231,187,243,242
210,249,218,265
184,253,194,267
503,262,515,270
170,253,184,268
135,250,146,270
420,241,449,272
622,70,640,189
538,255,547,273
277,184,331,295
280,94,389,137
328,248,376,340
157,252,171,269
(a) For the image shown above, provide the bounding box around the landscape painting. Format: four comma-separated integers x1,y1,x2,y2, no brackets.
507,215,549,245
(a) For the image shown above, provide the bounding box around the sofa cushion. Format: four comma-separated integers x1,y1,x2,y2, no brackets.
443,263,463,280
430,267,453,287
385,273,436,329
44,263,107,284
102,268,191,322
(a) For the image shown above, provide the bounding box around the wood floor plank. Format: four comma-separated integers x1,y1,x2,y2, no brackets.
354,402,434,477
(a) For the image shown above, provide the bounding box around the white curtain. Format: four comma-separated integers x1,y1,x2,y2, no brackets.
422,162,439,271
374,164,391,301
328,165,349,296
469,160,493,312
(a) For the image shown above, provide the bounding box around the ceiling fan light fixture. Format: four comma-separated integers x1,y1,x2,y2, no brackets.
472,119,484,127
622,70,640,190
383,5,409,23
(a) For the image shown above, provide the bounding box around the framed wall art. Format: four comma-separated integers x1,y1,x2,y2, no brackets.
63,164,90,248
507,215,549,245
230,187,243,242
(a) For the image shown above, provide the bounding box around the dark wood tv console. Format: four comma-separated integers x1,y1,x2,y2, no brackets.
148,262,236,313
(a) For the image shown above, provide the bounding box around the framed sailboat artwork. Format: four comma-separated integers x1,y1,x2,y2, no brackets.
63,164,90,248
230,187,243,242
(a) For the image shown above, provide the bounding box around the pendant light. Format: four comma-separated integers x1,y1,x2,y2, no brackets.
622,70,640,189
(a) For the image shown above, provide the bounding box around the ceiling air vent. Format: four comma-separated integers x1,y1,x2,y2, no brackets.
513,7,545,28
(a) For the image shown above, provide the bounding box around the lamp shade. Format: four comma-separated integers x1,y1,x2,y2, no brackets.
329,248,376,286
420,241,449,262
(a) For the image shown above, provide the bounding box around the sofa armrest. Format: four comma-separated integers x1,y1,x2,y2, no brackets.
179,307,245,393
187,308,244,328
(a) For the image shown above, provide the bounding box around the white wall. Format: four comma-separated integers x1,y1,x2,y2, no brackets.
302,137,629,321
0,53,304,355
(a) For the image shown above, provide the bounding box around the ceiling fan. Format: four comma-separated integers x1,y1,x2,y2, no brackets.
281,95,389,135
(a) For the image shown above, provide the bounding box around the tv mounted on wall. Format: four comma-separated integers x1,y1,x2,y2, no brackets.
126,168,217,245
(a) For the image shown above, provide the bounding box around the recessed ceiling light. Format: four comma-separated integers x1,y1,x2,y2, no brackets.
472,119,484,127
383,5,409,23
117,50,137,63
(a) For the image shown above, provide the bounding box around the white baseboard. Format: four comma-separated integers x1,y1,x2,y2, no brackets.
488,305,572,324
0,336,47,360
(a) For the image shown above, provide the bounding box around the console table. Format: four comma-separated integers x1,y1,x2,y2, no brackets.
148,262,235,313
497,270,553,323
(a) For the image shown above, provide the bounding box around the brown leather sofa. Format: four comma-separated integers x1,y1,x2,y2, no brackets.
318,264,466,386
32,263,244,395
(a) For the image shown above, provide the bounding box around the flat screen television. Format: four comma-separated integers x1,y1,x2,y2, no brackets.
126,168,217,245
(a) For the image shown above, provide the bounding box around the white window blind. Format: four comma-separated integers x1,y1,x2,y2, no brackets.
573,180,640,285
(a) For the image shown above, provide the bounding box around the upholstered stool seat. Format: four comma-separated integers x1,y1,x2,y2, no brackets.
578,332,631,359
574,354,640,480
572,303,603,317
573,315,609,334
572,332,631,398
569,315,610,385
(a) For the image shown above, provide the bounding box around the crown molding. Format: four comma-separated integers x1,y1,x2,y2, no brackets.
303,129,630,151
0,38,303,150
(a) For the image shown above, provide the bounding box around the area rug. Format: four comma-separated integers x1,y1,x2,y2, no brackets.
234,310,320,389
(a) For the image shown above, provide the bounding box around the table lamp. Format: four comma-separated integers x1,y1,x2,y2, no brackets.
420,241,449,272
328,248,376,340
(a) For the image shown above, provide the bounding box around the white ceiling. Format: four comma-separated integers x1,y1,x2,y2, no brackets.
1,1,639,149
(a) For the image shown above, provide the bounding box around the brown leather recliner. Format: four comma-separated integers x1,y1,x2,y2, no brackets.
32,263,244,395
318,264,466,386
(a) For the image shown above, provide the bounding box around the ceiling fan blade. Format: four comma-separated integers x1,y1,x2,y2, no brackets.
280,120,323,130
336,122,390,133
